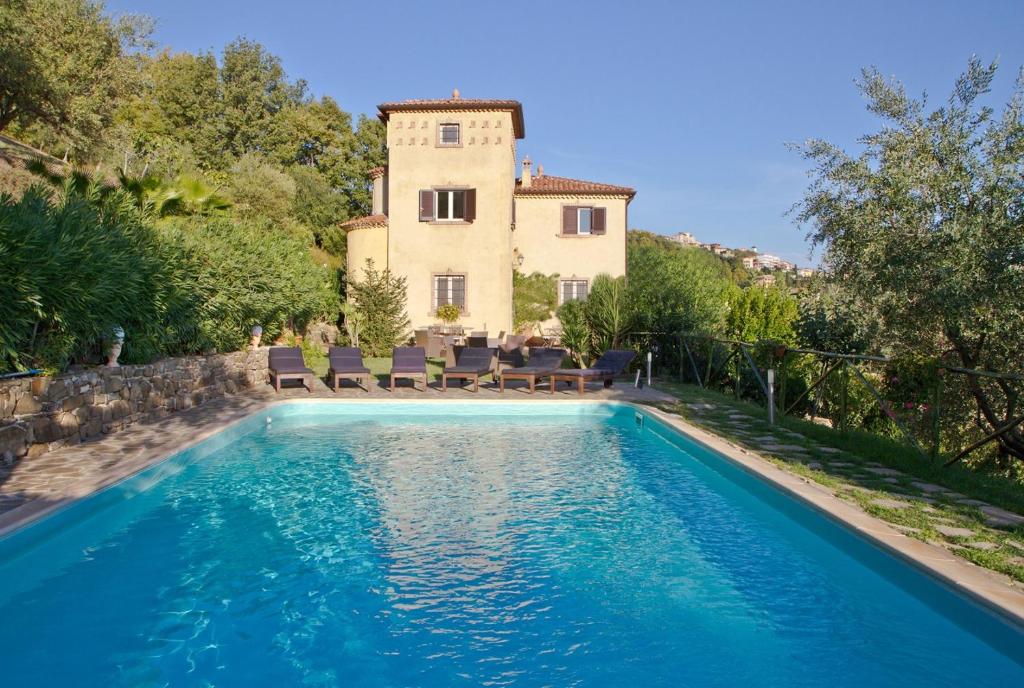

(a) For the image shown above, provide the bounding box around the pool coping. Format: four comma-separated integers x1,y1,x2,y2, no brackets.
2,396,1023,630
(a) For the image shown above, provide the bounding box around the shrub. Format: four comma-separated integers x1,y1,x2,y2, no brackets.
725,285,799,344
157,215,339,353
626,235,732,335
584,274,632,352
347,259,409,356
0,185,172,371
556,299,590,367
512,270,557,333
0,184,340,372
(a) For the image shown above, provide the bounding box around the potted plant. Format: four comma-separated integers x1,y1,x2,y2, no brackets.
436,304,461,332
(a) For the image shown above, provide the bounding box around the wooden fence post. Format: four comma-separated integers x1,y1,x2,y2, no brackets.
839,361,849,433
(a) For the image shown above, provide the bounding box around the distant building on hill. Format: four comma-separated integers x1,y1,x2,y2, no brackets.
669,231,700,246
796,267,815,278
700,242,734,257
751,254,795,271
752,274,776,287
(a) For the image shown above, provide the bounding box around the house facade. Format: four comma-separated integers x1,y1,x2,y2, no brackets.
341,93,635,334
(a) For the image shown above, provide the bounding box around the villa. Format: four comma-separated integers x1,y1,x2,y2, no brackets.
341,92,636,333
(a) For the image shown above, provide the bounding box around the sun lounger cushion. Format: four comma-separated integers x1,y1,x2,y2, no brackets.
328,347,370,373
445,347,495,374
503,348,565,374
269,347,313,373
392,347,426,373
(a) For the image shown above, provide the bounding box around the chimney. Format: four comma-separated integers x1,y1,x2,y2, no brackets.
521,157,532,188
369,166,387,215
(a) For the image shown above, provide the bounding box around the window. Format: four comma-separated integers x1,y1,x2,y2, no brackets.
560,279,589,304
419,188,476,222
434,274,466,311
436,190,466,221
577,207,593,235
439,123,460,146
561,205,606,235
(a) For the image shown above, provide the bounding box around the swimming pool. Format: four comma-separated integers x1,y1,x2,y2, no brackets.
0,401,1021,686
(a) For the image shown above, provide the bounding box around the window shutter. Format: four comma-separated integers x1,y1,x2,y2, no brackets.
578,281,588,300
419,190,434,221
561,281,572,303
464,189,476,222
592,207,606,235
562,205,577,234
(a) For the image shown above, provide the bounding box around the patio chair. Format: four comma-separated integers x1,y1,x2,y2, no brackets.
498,348,566,394
442,347,496,392
548,350,636,395
467,335,488,348
390,346,427,392
502,335,527,353
415,328,444,358
327,346,372,391
268,347,314,393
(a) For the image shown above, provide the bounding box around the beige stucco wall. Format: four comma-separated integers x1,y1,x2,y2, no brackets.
385,110,516,333
345,225,389,281
513,194,629,329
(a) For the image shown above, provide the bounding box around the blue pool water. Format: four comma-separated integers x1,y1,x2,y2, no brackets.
0,402,1021,686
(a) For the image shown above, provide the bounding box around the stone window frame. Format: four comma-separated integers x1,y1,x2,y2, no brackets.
431,272,469,315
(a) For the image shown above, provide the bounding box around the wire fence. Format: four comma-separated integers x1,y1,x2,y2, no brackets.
621,331,1024,466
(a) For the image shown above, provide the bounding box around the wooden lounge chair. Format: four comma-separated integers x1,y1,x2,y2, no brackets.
268,346,314,392
548,349,636,395
390,346,427,391
498,348,566,394
442,347,496,392
327,346,372,391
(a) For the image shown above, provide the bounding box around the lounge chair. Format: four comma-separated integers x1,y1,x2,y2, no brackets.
548,349,636,395
498,348,566,394
442,347,496,392
390,346,427,392
327,346,371,391
466,335,488,348
268,347,314,392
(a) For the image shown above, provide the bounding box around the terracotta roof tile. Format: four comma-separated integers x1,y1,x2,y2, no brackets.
515,175,636,199
378,98,525,139
339,214,388,230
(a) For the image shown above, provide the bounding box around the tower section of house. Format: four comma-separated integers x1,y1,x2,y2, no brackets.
349,95,524,332
512,160,634,323
342,92,635,335
342,165,389,272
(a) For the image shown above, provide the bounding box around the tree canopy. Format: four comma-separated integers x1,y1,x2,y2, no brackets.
795,58,1024,461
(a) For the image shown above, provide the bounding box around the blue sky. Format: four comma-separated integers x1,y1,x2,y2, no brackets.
107,0,1024,266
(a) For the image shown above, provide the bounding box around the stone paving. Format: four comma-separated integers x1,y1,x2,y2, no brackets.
676,397,1024,586
0,375,673,533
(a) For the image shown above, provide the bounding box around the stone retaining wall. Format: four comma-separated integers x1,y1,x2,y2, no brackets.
0,349,269,462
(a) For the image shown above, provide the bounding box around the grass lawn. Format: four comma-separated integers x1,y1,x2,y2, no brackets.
307,355,448,384
651,381,1024,584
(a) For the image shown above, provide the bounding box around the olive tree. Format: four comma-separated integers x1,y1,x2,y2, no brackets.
795,58,1024,462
